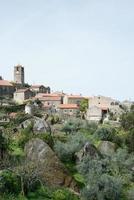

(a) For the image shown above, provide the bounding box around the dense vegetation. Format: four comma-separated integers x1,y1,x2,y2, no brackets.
0,104,134,199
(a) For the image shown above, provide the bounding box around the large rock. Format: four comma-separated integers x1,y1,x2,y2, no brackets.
98,141,116,156
75,142,101,162
24,138,78,191
20,117,51,133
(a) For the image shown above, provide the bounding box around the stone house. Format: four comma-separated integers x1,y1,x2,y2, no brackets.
34,93,62,109
0,78,15,97
89,95,120,108
87,95,122,122
14,89,34,104
86,105,108,122
58,104,79,116
63,95,85,105
30,85,50,94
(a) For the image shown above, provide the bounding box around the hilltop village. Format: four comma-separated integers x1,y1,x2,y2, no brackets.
0,65,134,200
0,64,133,123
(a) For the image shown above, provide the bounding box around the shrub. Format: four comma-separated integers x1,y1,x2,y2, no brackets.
81,121,98,134
38,133,54,148
53,189,79,200
120,107,134,131
62,119,83,134
125,129,134,152
0,170,21,194
81,174,123,200
18,125,34,148
78,148,134,200
54,133,87,162
27,186,52,199
13,113,31,125
127,187,134,200
94,125,116,141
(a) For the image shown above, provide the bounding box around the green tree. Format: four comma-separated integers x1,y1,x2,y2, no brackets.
80,99,88,113
125,129,134,152
120,105,134,131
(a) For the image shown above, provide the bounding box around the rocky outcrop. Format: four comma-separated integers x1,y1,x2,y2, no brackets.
75,142,101,162
98,141,116,156
24,138,78,191
20,117,51,133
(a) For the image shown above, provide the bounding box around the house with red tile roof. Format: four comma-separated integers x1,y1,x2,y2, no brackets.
63,94,86,105
58,104,79,116
0,78,15,97
34,93,63,109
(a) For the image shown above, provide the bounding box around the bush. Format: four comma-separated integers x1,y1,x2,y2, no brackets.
77,148,134,200
81,121,98,134
53,189,79,200
38,133,54,148
0,170,21,194
120,107,134,131
54,133,87,162
81,174,123,200
94,125,116,141
127,187,134,200
27,186,52,199
47,115,60,125
13,113,31,125
125,129,134,152
18,125,34,148
62,119,83,134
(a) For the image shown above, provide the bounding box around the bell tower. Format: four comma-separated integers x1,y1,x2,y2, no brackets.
14,64,25,84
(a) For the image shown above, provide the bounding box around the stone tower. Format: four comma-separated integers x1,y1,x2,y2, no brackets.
14,64,25,84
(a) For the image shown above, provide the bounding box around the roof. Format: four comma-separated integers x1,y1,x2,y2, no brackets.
37,96,61,101
52,91,66,96
31,85,43,89
58,104,79,109
89,105,108,111
0,80,13,87
67,95,85,99
15,88,32,93
36,93,62,98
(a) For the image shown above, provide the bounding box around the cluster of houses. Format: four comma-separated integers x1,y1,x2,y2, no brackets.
0,65,133,122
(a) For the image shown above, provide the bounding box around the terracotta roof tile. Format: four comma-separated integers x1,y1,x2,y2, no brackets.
58,104,79,109
31,85,42,88
36,96,61,101
15,89,31,93
67,95,85,99
0,80,13,87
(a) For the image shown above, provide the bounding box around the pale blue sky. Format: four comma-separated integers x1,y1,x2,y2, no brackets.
0,0,134,100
